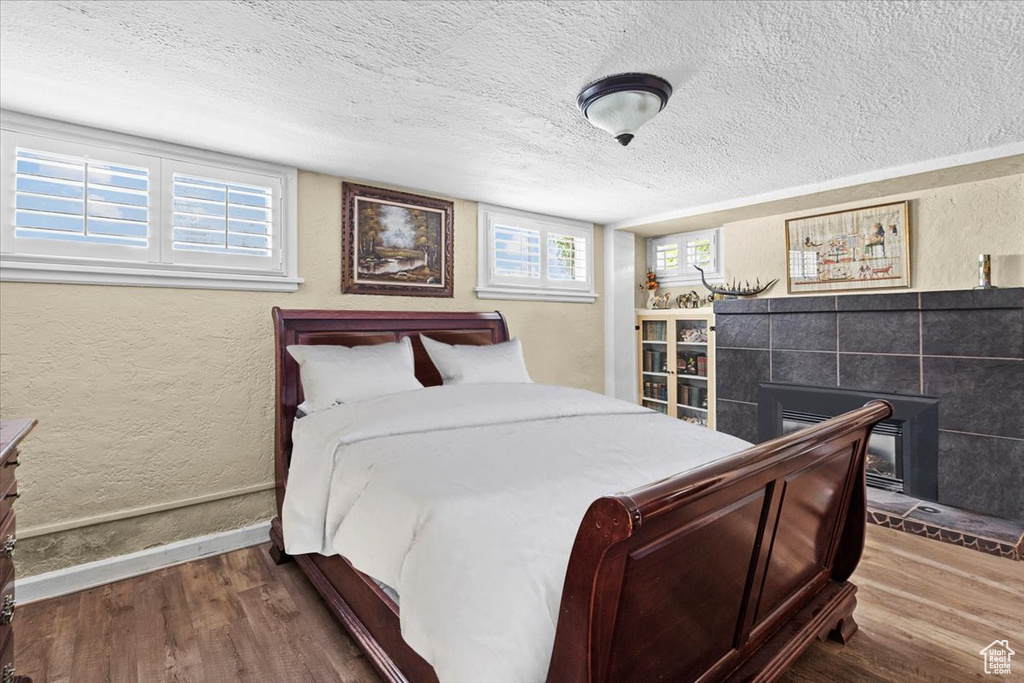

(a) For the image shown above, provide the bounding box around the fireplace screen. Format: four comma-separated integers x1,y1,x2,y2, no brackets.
782,410,904,492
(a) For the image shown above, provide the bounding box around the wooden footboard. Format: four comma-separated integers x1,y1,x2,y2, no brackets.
547,400,891,683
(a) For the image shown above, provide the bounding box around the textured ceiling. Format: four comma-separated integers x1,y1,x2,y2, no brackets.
1,0,1022,225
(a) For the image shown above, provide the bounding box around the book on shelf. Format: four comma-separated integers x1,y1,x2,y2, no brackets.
677,383,707,410
642,320,667,342
643,381,667,401
643,349,668,373
643,400,668,414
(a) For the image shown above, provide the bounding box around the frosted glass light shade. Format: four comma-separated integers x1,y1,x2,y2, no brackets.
577,73,673,146
584,91,663,144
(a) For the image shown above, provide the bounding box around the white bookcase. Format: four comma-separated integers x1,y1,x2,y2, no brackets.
636,309,716,429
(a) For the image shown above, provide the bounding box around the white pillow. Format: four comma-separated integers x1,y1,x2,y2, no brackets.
287,337,423,412
420,336,532,385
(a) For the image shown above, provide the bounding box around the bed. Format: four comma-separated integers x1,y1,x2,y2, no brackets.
268,307,892,683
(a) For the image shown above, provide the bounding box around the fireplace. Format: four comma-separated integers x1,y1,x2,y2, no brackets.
757,383,939,501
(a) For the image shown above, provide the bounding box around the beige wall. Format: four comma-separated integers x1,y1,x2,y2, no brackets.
636,173,1023,306
0,171,605,577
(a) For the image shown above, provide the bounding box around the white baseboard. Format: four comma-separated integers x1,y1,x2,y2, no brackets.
15,520,272,604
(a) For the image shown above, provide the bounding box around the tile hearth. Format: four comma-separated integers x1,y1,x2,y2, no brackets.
866,488,1024,561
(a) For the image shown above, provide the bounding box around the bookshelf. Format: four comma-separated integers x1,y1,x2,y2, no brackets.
637,309,716,429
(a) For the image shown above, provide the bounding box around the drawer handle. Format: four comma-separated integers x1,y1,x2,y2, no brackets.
1,663,13,683
2,492,18,501
0,595,14,625
0,535,14,558
1,459,17,469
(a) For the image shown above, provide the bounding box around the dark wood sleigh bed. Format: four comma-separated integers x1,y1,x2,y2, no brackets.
268,308,892,683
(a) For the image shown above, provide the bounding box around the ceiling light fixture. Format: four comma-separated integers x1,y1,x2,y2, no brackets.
577,73,673,146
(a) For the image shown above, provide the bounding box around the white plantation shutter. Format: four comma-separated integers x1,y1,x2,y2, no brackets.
682,231,717,276
648,228,724,284
2,118,298,290
547,232,588,283
492,224,540,280
2,133,160,262
651,235,681,278
477,204,595,302
15,149,149,247
162,160,283,272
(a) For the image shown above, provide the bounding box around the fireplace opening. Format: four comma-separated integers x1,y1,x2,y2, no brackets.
781,409,904,492
758,383,939,501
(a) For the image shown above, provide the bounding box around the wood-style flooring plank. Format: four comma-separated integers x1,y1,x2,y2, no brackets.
15,524,1024,683
132,567,205,683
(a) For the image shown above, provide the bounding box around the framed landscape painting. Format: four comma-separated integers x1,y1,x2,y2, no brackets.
342,183,454,297
785,201,910,294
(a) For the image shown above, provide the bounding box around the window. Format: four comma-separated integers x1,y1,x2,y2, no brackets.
647,228,724,285
1,112,300,291
477,204,595,302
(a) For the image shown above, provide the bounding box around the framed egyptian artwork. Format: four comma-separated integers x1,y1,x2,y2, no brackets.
341,182,454,297
785,201,910,294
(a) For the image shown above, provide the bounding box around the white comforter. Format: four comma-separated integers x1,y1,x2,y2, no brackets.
283,384,749,683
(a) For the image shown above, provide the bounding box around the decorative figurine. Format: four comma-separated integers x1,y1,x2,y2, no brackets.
694,266,778,298
675,290,702,309
651,293,672,309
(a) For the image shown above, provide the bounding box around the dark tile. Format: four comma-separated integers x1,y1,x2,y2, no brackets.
769,296,836,313
907,499,1024,543
717,399,758,443
836,292,920,312
771,312,836,351
772,350,837,386
714,298,768,314
937,430,1024,522
923,357,1024,438
922,309,1024,359
921,287,1023,310
716,314,769,349
716,349,769,403
838,310,920,354
839,354,921,395
866,488,921,518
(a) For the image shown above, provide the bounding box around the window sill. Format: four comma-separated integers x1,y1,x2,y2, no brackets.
474,286,597,303
0,257,303,292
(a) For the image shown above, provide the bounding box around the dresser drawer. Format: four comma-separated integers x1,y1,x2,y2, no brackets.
0,487,15,532
0,512,12,599
0,451,15,527
0,513,13,560
0,449,16,499
0,563,12,668
0,626,11,683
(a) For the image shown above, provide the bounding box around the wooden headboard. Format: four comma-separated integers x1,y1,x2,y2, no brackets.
271,308,509,512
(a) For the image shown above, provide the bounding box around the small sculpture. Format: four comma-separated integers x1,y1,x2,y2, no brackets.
651,293,672,309
675,290,702,309
694,266,778,298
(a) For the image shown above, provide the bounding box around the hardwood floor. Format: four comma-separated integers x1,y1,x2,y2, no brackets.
17,525,1024,682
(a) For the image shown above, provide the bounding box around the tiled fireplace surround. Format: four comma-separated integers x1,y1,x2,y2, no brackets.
712,288,1023,552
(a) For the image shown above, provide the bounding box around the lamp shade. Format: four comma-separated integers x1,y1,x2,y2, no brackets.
577,73,673,146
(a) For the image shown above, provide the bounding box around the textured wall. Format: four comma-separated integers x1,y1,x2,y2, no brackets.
0,171,605,577
637,174,1024,306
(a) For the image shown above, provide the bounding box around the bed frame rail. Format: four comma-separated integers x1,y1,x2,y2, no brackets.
548,400,891,683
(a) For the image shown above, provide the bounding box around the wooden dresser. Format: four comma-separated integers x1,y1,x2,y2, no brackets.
0,419,34,683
